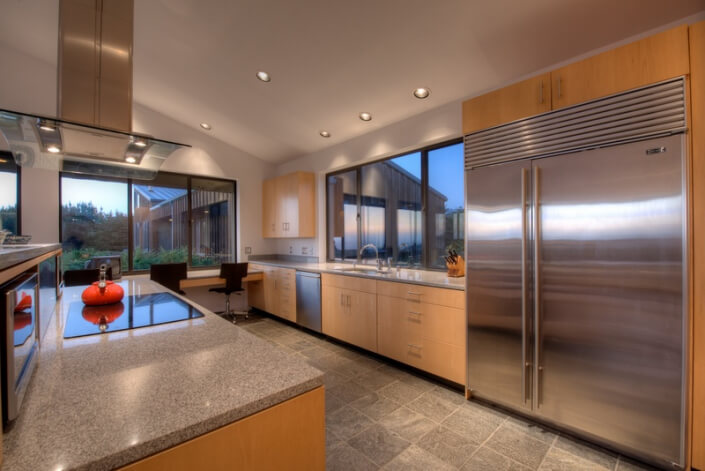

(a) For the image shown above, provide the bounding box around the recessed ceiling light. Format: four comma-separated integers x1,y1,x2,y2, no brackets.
319,131,331,138
256,71,271,82
133,139,147,147
413,87,431,99
200,123,212,130
125,156,137,164
47,145,61,153
359,112,372,122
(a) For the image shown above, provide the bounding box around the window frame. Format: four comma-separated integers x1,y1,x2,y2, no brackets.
59,170,237,274
0,151,22,235
325,137,463,270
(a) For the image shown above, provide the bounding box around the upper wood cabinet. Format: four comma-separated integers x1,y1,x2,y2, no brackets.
262,172,316,238
551,25,690,110
462,25,690,134
462,73,551,134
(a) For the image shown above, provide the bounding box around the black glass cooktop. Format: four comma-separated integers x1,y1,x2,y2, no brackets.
64,292,205,339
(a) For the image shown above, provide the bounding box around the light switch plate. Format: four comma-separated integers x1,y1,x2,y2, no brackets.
245,246,252,254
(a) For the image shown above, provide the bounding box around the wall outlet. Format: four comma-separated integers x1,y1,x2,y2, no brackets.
245,246,252,255
301,246,309,255
289,246,293,254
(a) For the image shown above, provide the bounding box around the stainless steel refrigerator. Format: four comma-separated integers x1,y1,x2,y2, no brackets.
465,78,688,469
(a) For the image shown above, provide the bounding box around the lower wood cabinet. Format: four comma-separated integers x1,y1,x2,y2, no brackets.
120,386,325,471
321,274,377,352
377,287,466,384
248,265,296,322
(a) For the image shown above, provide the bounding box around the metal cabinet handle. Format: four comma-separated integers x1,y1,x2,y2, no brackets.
272,223,275,231
557,77,562,99
533,167,543,408
407,291,421,296
521,168,530,404
407,343,422,349
408,311,422,315
539,80,544,104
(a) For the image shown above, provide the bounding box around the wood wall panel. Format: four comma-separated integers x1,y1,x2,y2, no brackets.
690,19,705,471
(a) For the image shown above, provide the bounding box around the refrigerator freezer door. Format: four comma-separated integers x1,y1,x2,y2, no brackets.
533,135,685,466
466,159,532,410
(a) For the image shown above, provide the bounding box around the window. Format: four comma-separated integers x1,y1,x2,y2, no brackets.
132,174,189,270
60,172,236,273
61,175,129,271
428,142,464,268
326,139,464,269
0,152,20,235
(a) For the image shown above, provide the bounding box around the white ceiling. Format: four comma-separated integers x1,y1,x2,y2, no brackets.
2,0,705,163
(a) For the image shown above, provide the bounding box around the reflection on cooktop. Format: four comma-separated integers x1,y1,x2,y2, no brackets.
64,292,205,339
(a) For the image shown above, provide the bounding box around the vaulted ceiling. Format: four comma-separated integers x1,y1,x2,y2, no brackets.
2,0,704,163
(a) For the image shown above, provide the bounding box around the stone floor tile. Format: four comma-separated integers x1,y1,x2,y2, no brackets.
328,379,372,403
615,456,660,471
396,371,436,393
416,425,478,468
378,380,426,405
334,357,379,378
461,446,531,471
442,405,505,445
326,391,346,414
327,442,379,471
382,445,456,471
355,368,398,391
407,388,461,423
351,392,402,421
348,424,411,466
503,416,558,445
378,406,437,442
322,370,349,389
327,406,374,441
554,436,618,470
539,447,610,471
485,422,552,469
299,345,334,360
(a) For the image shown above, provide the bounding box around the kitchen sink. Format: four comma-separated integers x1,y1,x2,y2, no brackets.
332,266,392,276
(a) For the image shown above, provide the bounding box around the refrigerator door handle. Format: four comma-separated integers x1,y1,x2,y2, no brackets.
533,166,543,409
521,168,530,405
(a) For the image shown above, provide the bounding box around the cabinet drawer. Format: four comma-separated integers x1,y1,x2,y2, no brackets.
322,273,377,294
377,295,464,347
378,325,465,384
376,281,464,309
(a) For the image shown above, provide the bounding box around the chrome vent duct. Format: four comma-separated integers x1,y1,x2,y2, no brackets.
464,77,686,169
0,109,189,180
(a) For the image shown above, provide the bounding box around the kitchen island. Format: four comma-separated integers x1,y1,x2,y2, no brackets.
2,278,325,470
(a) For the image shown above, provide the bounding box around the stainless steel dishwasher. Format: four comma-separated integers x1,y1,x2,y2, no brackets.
295,271,321,332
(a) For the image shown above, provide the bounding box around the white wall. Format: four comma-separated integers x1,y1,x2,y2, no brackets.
0,1,277,259
273,99,462,260
272,12,705,261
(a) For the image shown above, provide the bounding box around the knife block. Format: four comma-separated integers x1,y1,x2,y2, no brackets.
446,255,465,277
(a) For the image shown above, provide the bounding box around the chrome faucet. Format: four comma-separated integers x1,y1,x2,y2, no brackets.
359,244,382,271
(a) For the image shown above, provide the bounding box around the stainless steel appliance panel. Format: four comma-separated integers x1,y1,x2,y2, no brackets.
466,159,532,410
2,272,39,422
533,135,685,465
296,271,322,332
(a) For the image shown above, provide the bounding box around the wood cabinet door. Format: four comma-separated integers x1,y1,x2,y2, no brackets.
462,73,551,134
322,285,345,338
296,172,316,238
283,173,300,237
551,25,689,110
347,290,377,352
263,268,279,316
262,179,277,238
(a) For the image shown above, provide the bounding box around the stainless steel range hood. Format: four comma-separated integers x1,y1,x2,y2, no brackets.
0,108,189,180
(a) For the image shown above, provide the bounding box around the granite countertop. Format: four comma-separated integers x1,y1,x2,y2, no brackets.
0,243,61,271
3,279,323,471
247,258,466,290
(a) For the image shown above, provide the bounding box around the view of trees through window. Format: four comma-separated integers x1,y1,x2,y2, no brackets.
61,172,235,272
326,139,464,269
0,153,19,235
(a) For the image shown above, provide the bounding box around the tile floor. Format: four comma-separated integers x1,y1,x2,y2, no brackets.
238,315,658,471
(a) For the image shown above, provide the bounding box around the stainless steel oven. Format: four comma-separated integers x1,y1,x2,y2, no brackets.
1,272,39,423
